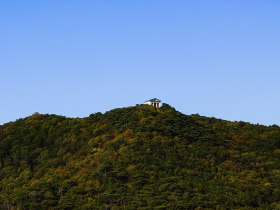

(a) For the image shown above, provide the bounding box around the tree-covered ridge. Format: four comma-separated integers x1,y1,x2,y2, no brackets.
1,104,280,209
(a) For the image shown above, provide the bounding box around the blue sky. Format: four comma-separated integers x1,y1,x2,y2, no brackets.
1,0,280,125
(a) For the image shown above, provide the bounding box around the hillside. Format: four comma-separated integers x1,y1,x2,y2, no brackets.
1,104,280,209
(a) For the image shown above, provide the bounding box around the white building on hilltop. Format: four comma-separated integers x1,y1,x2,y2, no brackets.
144,98,161,108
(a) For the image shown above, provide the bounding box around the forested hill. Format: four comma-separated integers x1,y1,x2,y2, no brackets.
1,104,280,209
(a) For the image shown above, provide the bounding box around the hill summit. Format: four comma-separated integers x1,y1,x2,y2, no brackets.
1,104,280,209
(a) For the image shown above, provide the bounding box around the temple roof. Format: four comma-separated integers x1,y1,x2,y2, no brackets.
145,98,161,103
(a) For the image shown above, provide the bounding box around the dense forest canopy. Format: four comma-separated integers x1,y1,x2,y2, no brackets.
1,104,280,209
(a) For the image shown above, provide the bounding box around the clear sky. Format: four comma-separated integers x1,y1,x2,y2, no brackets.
1,0,280,125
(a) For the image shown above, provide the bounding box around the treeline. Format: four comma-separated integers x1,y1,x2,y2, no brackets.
1,104,280,209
